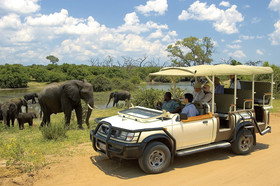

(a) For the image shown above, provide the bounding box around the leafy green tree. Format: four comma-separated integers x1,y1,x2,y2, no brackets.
46,55,59,65
166,36,214,67
0,64,29,88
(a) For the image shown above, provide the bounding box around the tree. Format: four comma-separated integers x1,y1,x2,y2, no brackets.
166,36,214,67
46,55,59,65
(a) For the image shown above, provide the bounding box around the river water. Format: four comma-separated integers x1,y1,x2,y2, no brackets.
0,82,193,113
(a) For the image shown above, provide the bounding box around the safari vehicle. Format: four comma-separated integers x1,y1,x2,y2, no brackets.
90,64,273,174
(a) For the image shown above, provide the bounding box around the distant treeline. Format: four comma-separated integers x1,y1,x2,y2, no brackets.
0,63,164,91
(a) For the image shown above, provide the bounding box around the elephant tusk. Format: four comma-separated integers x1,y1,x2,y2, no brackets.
87,104,94,110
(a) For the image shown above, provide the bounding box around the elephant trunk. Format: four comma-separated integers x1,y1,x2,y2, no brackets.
85,98,94,127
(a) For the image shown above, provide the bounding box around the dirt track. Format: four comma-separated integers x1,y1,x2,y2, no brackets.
2,113,280,186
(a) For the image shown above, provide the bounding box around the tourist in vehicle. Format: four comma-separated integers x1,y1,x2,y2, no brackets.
201,85,212,103
230,75,241,89
181,93,199,117
214,77,224,94
192,82,205,102
156,92,181,113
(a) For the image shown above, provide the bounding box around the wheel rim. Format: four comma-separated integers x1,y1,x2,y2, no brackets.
148,150,165,168
239,135,253,152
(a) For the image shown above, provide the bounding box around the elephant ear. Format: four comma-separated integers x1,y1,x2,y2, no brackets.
62,83,80,104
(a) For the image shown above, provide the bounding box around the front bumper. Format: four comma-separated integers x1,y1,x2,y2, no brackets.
90,130,143,160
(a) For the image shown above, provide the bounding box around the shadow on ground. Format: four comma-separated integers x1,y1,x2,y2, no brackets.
90,142,269,179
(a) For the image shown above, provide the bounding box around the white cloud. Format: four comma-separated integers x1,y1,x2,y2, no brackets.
269,20,280,45
256,49,264,55
227,44,241,49
219,1,230,7
228,50,246,59
136,0,168,16
178,1,244,34
0,0,40,14
269,0,280,13
269,0,280,45
0,14,21,29
124,12,139,25
233,39,242,43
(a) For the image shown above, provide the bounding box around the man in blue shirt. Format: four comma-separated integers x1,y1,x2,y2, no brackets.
156,92,180,113
214,77,224,94
181,93,199,117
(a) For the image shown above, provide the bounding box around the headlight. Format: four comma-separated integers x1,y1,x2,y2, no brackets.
117,131,135,141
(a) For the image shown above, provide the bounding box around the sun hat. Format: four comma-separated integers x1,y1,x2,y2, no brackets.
203,85,211,92
193,82,202,89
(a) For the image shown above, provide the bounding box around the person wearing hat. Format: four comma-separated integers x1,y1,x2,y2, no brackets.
192,82,205,102
181,93,199,117
156,92,181,113
230,75,241,89
201,84,212,103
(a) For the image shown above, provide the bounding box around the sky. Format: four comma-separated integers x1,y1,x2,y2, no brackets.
0,0,280,66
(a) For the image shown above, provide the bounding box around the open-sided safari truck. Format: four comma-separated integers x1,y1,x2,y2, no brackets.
90,64,273,174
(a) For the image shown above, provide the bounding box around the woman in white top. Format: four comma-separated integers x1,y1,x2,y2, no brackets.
192,82,205,102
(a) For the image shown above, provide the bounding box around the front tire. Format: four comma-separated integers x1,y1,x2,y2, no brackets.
231,129,255,155
138,142,171,174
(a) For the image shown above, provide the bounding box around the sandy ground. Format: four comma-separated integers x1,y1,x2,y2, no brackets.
1,113,280,186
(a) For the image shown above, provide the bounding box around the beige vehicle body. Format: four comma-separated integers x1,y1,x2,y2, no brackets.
90,64,273,173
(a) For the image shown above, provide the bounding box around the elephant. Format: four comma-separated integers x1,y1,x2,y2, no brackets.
1,102,18,127
106,91,131,108
10,98,28,113
38,80,94,129
24,93,38,104
17,112,37,130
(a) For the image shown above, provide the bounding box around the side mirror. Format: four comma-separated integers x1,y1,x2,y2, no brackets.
179,113,188,121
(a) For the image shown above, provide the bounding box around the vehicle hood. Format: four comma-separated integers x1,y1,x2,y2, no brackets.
100,115,172,131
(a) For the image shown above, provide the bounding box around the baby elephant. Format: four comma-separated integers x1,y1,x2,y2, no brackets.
17,112,37,130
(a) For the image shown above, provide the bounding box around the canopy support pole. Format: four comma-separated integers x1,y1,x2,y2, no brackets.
205,76,215,113
252,74,255,109
234,75,237,112
271,73,274,108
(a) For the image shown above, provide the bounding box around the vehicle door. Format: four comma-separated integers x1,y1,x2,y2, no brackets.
172,116,214,149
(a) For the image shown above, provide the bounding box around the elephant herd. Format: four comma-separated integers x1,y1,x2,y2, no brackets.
0,79,131,130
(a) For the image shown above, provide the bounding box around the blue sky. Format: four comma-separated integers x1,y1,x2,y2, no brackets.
0,0,280,66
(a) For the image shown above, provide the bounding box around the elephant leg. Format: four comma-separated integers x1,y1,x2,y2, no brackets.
75,105,83,129
29,120,33,127
11,118,15,127
64,109,72,126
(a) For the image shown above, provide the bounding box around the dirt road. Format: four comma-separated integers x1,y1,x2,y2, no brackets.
2,113,280,186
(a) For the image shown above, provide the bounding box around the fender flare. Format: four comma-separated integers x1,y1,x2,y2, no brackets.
231,121,256,145
138,133,175,159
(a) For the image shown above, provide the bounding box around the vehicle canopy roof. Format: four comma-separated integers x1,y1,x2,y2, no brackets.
149,64,273,77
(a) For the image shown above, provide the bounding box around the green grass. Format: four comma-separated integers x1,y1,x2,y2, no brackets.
271,99,280,113
0,107,121,174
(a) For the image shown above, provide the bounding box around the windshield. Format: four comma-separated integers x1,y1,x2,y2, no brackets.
119,107,163,119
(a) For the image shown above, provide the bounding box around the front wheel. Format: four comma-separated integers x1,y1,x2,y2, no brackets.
138,142,171,174
231,129,255,155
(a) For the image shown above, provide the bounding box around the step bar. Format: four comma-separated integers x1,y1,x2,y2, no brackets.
176,142,231,157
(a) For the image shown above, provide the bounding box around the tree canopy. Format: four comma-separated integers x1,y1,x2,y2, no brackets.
46,55,59,64
166,36,214,67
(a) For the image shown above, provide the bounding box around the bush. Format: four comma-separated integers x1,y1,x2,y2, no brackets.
130,76,141,85
91,75,112,92
0,138,24,166
132,88,165,109
40,123,68,140
0,64,29,88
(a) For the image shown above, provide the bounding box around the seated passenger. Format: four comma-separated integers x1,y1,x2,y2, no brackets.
201,85,212,104
181,93,199,117
156,92,180,113
229,75,241,89
214,77,224,94
192,82,205,102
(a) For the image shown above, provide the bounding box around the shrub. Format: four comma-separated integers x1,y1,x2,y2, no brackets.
0,138,24,166
130,76,141,85
91,75,112,92
0,64,29,88
40,123,68,140
132,88,165,109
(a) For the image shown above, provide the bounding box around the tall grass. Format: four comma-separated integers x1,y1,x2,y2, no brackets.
40,121,68,140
